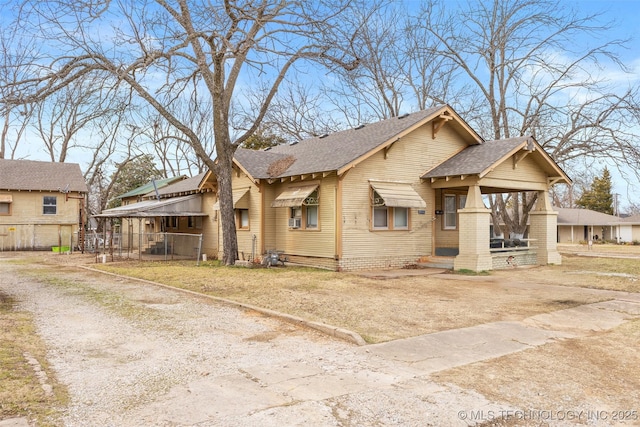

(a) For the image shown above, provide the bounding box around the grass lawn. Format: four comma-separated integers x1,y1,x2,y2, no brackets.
79,249,639,343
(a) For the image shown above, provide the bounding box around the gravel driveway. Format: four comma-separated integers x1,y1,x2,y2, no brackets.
1,258,506,427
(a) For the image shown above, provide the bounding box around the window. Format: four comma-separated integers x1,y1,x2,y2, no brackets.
288,189,319,230
236,209,249,229
371,190,410,230
443,194,457,229
0,203,9,215
443,194,467,230
43,196,57,215
169,216,178,228
393,207,409,229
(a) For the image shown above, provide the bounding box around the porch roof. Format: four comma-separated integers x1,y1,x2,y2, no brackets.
95,194,207,218
421,136,571,190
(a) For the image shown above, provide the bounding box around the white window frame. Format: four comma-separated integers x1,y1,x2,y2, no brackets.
43,196,57,215
443,194,457,230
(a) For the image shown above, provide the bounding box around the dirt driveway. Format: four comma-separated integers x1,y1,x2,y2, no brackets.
1,255,640,426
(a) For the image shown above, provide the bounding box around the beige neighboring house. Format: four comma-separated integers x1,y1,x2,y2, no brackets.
97,105,571,271
555,207,620,243
97,172,218,256
619,214,640,243
0,159,88,251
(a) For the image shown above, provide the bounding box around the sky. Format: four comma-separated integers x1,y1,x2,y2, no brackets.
562,0,640,210
5,0,640,211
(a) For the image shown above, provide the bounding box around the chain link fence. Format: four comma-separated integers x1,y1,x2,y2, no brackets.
85,231,204,263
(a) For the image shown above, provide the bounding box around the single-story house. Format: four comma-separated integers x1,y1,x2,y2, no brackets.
0,159,88,251
230,105,570,271
556,208,640,244
619,214,640,243
97,105,571,271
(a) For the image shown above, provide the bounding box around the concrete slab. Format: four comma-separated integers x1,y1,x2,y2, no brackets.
134,373,292,424
522,304,632,333
590,299,640,315
363,321,571,374
0,419,30,427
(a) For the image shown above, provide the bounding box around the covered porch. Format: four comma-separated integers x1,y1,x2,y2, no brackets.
422,136,571,271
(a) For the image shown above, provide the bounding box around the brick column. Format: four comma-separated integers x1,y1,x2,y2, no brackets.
453,185,493,272
529,190,562,265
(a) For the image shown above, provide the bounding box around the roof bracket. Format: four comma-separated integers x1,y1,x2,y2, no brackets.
432,114,453,139
383,138,399,159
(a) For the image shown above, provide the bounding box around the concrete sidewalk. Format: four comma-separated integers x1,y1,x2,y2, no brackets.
363,297,640,374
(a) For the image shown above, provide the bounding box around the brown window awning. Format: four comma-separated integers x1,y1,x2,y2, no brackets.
271,185,318,208
213,187,250,210
370,181,426,208
0,195,12,203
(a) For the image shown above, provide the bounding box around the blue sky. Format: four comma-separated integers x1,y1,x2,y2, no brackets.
5,0,640,210
565,0,640,209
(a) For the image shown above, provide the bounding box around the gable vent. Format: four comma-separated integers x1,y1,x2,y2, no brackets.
398,113,409,119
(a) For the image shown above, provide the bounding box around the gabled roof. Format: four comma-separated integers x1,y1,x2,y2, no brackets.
115,176,185,200
555,207,619,225
0,159,88,193
620,214,640,224
422,137,527,178
151,172,211,197
421,136,570,184
235,105,482,180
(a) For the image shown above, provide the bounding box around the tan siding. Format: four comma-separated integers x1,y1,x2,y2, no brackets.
340,123,467,261
269,176,337,258
0,191,82,249
486,154,547,185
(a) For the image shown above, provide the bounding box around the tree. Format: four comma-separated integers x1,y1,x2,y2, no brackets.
575,167,614,215
5,0,362,265
241,129,287,150
414,0,640,236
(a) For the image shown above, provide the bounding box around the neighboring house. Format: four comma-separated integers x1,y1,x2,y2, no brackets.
618,214,640,243
97,172,217,256
555,207,619,243
0,159,88,251
556,208,640,244
97,105,571,271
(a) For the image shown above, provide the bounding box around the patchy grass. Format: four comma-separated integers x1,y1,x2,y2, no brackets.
90,260,612,343
0,291,68,425
434,318,640,419
495,255,640,293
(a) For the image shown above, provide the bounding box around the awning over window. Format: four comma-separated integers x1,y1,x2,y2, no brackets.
95,194,206,218
370,181,426,208
0,195,12,203
213,187,250,210
271,185,318,208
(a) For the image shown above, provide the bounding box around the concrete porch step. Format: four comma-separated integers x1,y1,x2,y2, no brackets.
417,256,455,270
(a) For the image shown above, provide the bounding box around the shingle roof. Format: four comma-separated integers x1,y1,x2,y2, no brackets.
152,172,209,197
422,137,529,178
235,106,477,179
555,207,619,225
116,176,185,200
0,159,88,192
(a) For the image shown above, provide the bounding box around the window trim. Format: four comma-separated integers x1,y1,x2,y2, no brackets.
0,202,11,216
370,189,412,231
43,196,57,215
443,193,467,230
288,189,320,230
236,209,250,230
